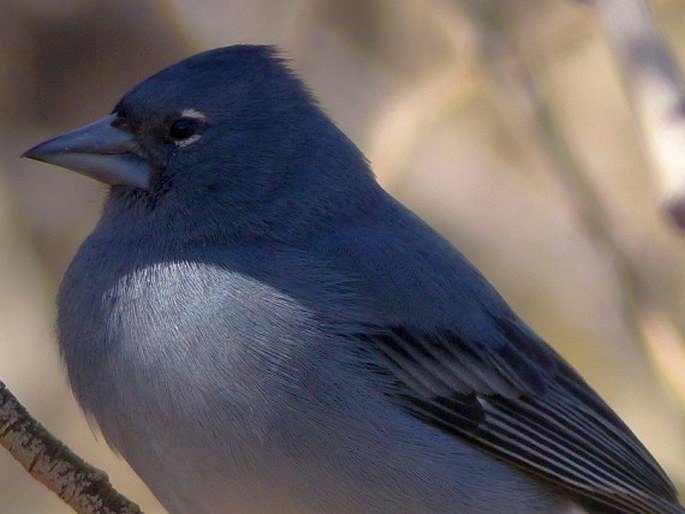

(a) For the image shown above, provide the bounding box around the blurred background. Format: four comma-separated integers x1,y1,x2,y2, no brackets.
1,0,685,512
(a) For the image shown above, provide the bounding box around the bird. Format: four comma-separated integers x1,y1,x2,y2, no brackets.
23,45,683,514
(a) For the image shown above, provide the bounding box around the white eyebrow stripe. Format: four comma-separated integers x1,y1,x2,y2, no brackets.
180,108,207,120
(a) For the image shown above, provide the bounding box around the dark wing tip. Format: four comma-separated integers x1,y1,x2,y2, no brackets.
356,323,683,514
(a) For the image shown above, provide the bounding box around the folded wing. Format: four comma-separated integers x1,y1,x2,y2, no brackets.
354,315,682,514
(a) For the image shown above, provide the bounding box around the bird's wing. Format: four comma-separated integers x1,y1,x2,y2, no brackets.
353,314,682,514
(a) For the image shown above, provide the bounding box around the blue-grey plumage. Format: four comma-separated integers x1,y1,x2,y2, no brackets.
24,46,683,513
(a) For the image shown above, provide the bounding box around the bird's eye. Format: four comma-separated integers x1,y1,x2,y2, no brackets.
168,118,200,141
167,110,207,147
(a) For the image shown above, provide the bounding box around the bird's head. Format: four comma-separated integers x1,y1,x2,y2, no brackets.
23,45,371,241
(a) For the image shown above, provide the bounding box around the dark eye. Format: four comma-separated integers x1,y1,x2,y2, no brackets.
168,118,200,141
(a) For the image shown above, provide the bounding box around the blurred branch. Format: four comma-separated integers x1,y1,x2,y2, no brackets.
638,301,685,408
368,66,479,188
367,0,482,189
461,1,685,411
578,0,685,231
0,379,142,514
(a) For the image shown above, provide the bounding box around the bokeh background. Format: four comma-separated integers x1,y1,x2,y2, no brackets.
2,1,685,512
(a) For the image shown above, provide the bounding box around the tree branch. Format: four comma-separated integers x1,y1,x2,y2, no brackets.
0,379,142,514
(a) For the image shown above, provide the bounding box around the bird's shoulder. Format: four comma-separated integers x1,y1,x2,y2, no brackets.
309,200,682,513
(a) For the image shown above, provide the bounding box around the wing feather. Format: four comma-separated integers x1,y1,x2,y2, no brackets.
356,315,683,514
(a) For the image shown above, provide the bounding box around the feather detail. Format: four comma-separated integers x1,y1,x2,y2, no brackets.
356,315,683,514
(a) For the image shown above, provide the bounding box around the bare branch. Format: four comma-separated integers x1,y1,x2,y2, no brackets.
0,379,142,514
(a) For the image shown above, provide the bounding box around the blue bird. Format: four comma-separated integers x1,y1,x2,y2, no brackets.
24,45,684,513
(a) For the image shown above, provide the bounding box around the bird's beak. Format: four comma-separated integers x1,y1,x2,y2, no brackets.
22,114,153,191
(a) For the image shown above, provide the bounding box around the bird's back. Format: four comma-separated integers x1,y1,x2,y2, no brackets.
298,189,683,514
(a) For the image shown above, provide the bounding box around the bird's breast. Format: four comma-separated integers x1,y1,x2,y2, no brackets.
57,239,337,452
